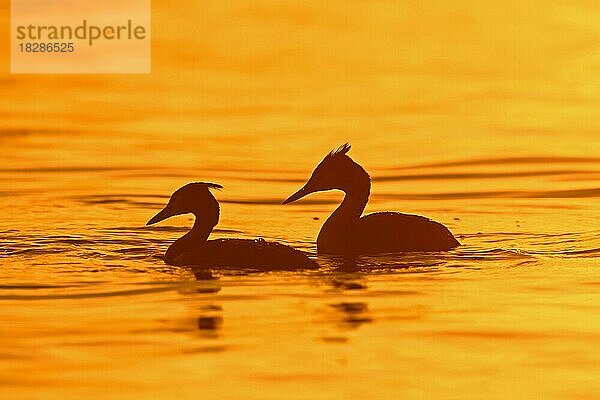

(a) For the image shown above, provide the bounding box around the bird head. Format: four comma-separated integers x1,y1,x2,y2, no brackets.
147,182,223,226
282,143,370,204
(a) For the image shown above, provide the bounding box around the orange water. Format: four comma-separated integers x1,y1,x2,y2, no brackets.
1,1,600,399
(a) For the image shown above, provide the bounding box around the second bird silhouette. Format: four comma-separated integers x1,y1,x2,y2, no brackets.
147,182,318,270
283,144,460,255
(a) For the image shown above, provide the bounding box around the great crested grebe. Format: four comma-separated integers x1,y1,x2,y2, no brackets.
147,182,318,270
283,144,460,255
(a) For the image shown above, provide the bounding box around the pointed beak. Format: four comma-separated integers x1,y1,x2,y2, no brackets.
282,184,314,205
146,205,175,226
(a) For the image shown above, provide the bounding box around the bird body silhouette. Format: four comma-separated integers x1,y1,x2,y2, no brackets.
283,144,459,255
147,183,318,270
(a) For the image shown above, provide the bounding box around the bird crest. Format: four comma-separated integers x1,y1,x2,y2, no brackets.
199,182,223,190
328,143,351,157
175,182,223,196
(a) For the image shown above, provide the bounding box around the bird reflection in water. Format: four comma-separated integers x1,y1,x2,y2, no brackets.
330,302,372,329
191,268,224,339
197,312,223,339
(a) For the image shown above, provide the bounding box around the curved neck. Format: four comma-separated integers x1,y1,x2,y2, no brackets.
317,183,370,254
323,178,371,229
164,208,219,264
330,185,370,223
189,217,216,241
328,158,371,224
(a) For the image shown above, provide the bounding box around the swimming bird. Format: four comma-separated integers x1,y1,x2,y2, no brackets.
147,182,318,270
283,144,460,255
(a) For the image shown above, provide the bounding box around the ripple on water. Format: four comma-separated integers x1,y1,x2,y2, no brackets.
2,228,598,274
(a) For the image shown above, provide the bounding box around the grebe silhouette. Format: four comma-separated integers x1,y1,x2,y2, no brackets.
283,144,460,255
147,182,318,270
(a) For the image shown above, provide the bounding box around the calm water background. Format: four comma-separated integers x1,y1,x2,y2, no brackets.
1,1,600,399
